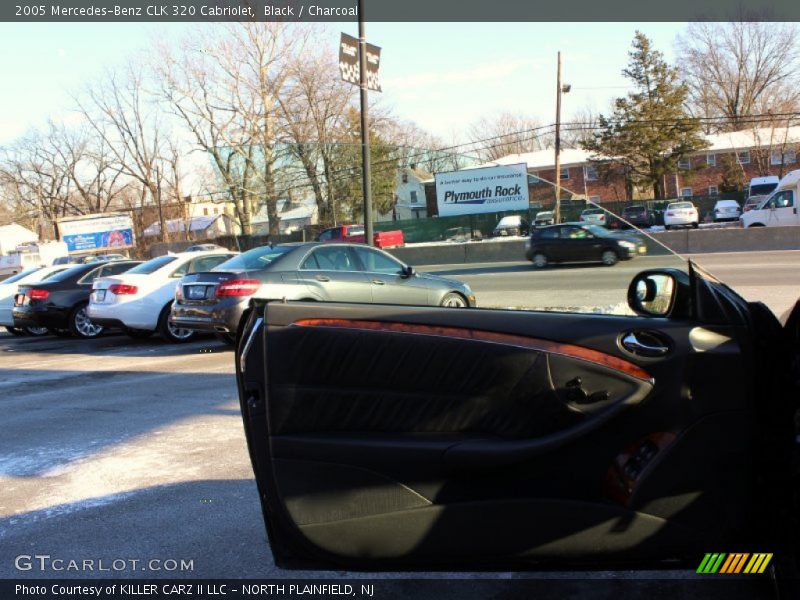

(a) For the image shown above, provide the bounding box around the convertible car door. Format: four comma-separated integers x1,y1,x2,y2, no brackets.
235,264,792,570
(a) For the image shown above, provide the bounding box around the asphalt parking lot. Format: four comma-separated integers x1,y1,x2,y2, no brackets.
1,250,798,585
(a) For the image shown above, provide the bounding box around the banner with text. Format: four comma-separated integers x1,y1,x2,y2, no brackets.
57,214,135,253
435,163,530,216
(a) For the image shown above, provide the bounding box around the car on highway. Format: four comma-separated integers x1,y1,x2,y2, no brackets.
524,223,646,268
712,199,742,222
663,201,699,229
11,260,140,338
170,242,477,344
740,169,800,229
620,205,653,228
579,207,607,226
87,250,236,342
491,215,529,237
0,265,72,336
533,210,555,227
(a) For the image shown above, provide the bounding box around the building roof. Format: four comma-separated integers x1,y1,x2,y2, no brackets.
0,223,39,254
143,214,228,237
251,203,317,225
490,126,800,171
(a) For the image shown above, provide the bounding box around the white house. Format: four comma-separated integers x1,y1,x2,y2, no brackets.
379,166,433,221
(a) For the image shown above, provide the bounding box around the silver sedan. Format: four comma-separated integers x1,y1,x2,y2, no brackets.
170,242,476,344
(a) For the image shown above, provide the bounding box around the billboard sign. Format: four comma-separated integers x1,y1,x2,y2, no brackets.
57,213,135,253
435,163,530,216
339,33,382,92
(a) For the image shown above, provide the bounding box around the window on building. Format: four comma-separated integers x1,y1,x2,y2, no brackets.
771,150,797,165
706,154,716,167
402,172,408,183
680,187,693,198
583,165,599,181
589,196,601,203
529,172,540,184
737,151,750,165
203,208,209,216
410,191,418,203
708,185,719,196
678,157,691,169
214,207,219,214
560,167,570,180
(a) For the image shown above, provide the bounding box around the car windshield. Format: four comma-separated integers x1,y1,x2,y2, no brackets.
214,245,293,271
584,224,611,237
44,263,96,282
582,208,603,215
751,183,778,196
125,255,178,275
623,206,645,214
669,202,693,209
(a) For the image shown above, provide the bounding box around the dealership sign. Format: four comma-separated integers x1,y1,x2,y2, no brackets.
57,213,135,253
435,163,530,216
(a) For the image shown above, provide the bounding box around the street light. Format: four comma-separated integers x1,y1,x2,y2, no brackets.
554,52,570,224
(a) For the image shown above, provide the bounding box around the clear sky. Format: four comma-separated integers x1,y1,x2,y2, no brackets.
0,21,687,147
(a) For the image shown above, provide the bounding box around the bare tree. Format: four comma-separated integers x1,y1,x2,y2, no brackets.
677,22,800,131
466,111,546,161
75,61,177,242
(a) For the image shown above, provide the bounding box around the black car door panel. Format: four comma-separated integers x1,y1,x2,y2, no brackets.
237,291,762,569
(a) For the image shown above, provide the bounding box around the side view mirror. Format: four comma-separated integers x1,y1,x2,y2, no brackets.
401,265,415,278
627,269,691,318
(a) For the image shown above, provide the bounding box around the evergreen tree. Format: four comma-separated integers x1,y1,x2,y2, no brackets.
583,32,709,199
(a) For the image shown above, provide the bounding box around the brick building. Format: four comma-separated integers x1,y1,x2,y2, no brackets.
489,126,800,203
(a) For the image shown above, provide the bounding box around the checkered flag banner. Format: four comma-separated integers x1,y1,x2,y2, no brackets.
339,33,382,92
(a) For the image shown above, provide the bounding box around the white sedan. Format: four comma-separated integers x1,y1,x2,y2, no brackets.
87,250,236,342
0,265,72,336
663,201,699,229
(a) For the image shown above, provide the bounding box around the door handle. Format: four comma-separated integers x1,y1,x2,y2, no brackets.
315,275,330,282
372,279,385,285
621,332,669,357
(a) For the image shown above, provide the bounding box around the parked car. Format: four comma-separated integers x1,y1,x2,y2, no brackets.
620,205,653,228
87,250,236,342
441,227,482,242
663,201,699,229
491,215,529,237
11,260,140,339
579,207,607,226
186,243,228,252
0,266,72,336
524,223,646,268
533,211,555,227
170,242,476,344
712,199,742,222
316,224,405,249
234,261,800,572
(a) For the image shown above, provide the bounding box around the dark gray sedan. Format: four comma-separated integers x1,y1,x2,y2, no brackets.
170,242,476,344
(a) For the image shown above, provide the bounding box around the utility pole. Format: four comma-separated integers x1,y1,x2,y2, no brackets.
554,52,563,224
358,0,374,245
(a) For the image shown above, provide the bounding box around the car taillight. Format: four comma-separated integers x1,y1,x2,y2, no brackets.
216,279,260,297
109,284,138,295
29,289,49,300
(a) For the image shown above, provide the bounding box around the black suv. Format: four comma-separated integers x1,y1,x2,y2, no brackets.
621,205,653,228
524,223,645,268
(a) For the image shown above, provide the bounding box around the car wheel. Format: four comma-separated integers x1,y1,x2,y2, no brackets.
5,326,25,336
440,292,468,308
664,225,671,230
123,327,153,340
24,326,50,337
532,253,548,268
691,222,699,229
601,250,619,266
158,302,196,343
68,302,105,339
214,332,237,346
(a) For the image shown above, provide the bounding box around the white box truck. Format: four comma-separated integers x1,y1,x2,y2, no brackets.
740,169,800,228
0,241,69,278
